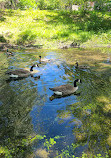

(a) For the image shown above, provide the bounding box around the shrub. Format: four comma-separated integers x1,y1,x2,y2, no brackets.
17,0,37,9
0,35,7,42
17,30,37,45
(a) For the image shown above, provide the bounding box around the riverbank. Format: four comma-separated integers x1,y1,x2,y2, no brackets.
0,42,111,51
0,9,111,50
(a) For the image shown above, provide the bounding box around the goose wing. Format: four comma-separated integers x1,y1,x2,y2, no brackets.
42,58,50,62
6,69,30,75
79,65,90,69
49,84,73,92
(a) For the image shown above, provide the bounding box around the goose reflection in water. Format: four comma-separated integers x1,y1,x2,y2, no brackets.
49,92,81,101
6,75,40,82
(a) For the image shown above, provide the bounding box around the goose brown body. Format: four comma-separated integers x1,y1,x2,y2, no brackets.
75,62,90,69
6,69,31,78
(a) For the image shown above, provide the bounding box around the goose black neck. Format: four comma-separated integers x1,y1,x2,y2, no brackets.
76,62,78,66
74,80,78,87
30,66,34,71
39,59,41,64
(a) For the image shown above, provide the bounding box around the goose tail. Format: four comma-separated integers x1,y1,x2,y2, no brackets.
49,87,53,90
5,71,11,75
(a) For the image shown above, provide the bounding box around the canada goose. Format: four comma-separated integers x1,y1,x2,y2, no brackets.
39,55,51,64
6,64,39,78
49,79,82,96
75,62,90,69
6,49,14,56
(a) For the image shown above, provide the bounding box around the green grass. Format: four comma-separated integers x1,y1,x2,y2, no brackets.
0,9,111,49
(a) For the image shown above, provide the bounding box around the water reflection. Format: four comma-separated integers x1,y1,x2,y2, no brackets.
0,49,111,157
6,75,40,82
49,92,81,101
0,79,40,157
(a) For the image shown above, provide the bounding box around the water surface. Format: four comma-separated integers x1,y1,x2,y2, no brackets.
0,48,111,158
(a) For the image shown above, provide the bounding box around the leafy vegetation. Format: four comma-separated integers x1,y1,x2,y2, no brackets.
0,134,46,158
0,134,109,158
0,9,110,48
0,34,7,42
1,0,110,11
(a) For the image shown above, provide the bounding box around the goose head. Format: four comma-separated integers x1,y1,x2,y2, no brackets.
76,79,82,83
74,79,82,87
30,64,39,71
39,56,42,64
75,61,79,67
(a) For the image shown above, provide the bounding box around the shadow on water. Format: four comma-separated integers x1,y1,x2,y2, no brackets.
0,48,111,158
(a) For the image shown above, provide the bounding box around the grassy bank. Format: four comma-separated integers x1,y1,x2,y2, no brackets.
0,9,111,49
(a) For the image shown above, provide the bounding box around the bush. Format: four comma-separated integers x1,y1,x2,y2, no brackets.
0,35,7,42
17,0,37,9
37,0,60,10
17,30,37,45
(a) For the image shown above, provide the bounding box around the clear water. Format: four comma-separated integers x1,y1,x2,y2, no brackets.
0,48,111,158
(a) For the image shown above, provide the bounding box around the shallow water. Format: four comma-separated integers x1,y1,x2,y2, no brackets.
0,48,111,158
